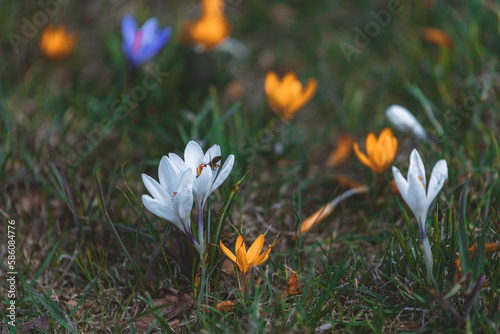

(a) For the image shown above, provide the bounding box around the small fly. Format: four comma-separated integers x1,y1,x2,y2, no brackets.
196,156,222,178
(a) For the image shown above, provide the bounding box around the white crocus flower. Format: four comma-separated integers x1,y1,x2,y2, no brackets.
142,158,203,254
385,105,427,140
162,140,234,250
392,149,448,280
174,140,235,211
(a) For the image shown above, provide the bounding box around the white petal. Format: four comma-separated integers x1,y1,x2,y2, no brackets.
178,168,194,191
142,174,169,202
168,153,187,172
162,156,182,195
173,188,193,231
406,171,429,226
142,195,180,229
210,154,234,193
426,159,448,208
409,149,426,188
204,144,221,164
158,156,171,187
385,105,427,140
392,166,409,200
184,140,204,170
193,165,212,208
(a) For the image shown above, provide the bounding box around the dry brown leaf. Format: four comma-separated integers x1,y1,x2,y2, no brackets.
326,134,355,167
423,27,454,49
216,300,235,312
281,268,302,298
222,258,236,275
225,81,245,101
135,314,157,334
397,322,421,331
162,290,194,320
20,315,50,332
146,289,195,321
297,186,368,236
333,175,363,189
299,203,334,235
67,299,78,308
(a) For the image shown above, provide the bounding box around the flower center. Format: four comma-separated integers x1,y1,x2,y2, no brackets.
419,176,426,188
132,30,143,54
196,163,205,177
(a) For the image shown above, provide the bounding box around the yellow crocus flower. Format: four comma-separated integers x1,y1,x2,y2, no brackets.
39,25,76,61
265,71,317,121
353,127,397,174
219,235,271,274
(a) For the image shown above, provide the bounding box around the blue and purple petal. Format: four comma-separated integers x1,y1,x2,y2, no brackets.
121,14,172,68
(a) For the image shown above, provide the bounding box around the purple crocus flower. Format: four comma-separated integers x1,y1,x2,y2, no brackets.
121,13,173,68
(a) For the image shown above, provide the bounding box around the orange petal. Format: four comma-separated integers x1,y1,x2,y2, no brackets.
378,128,396,171
236,245,249,274
235,235,246,254
353,142,377,173
365,133,382,171
254,246,271,266
282,72,298,87
288,78,317,118
202,0,225,16
219,240,236,264
246,235,265,265
265,71,280,97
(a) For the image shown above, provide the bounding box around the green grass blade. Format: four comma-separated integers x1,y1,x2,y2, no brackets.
458,178,471,274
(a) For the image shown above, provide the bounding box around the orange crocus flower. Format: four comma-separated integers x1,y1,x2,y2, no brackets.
219,235,271,274
353,127,398,174
265,71,317,121
39,25,77,61
185,0,232,50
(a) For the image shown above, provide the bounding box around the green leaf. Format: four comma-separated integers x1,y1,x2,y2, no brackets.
208,171,248,269
458,178,471,274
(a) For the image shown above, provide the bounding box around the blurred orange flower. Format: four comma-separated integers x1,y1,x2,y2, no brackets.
265,71,317,121
390,179,400,196
455,243,499,281
219,235,271,274
354,128,398,174
326,134,355,167
423,27,454,49
185,0,232,50
40,25,76,61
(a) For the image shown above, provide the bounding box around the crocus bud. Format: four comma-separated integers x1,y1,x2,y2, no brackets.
385,105,427,140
